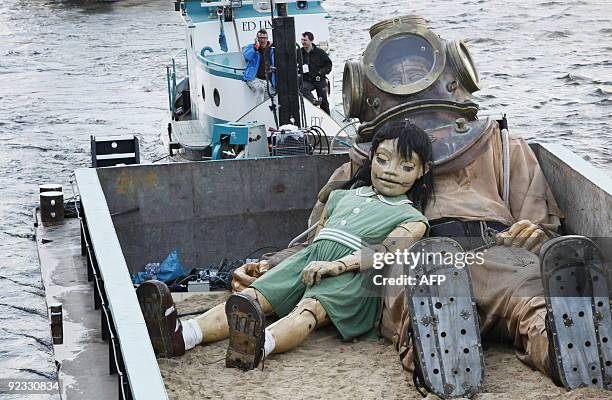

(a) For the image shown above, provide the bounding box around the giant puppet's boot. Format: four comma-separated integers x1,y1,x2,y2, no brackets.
138,281,274,359
541,236,612,390
137,280,186,358
225,294,326,371
404,238,485,399
225,292,267,370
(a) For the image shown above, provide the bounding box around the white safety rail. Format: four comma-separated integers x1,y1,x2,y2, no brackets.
75,168,168,400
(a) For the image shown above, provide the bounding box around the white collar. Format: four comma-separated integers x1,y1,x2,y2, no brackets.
355,186,413,206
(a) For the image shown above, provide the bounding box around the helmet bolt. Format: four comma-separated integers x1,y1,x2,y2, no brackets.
455,118,470,133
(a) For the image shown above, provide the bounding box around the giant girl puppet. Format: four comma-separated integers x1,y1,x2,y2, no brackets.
137,120,434,369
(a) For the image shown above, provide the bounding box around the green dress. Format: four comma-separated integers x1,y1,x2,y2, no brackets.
251,186,428,340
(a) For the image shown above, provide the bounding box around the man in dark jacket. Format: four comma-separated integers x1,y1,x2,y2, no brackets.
298,31,332,114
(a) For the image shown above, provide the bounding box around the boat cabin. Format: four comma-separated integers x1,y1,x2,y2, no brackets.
165,1,345,160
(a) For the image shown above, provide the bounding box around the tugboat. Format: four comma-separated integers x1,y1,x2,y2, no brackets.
163,0,355,161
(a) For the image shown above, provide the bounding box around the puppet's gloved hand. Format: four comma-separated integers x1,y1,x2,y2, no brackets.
302,261,345,286
496,219,548,255
231,260,271,292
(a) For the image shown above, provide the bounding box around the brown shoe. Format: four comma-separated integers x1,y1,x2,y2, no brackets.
225,293,265,370
137,280,186,358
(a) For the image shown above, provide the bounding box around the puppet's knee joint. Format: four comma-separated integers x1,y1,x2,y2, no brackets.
296,298,328,327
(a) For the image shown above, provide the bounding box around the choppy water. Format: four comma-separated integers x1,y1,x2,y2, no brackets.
0,0,610,390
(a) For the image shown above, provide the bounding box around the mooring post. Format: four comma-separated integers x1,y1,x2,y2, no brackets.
49,304,63,345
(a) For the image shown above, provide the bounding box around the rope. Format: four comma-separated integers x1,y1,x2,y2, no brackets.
501,122,511,209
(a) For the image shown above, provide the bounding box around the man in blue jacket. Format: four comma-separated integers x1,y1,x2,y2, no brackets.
243,29,275,104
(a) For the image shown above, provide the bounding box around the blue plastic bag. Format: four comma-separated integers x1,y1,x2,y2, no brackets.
132,250,186,284
157,250,186,282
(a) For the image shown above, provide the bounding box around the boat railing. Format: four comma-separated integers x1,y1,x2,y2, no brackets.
196,47,246,74
166,48,188,114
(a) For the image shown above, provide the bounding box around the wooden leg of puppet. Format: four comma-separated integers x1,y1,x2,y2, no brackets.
267,298,328,354
192,287,273,343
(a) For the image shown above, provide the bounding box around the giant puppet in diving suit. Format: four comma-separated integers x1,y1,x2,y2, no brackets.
232,16,612,398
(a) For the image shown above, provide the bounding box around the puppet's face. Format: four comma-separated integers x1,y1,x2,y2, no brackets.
371,138,425,197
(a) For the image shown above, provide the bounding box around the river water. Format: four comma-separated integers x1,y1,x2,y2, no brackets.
0,0,610,391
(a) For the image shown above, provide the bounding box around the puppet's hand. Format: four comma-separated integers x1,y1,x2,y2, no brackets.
496,220,547,255
302,261,345,286
231,260,271,292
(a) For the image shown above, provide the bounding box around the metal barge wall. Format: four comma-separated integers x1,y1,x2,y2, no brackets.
96,154,349,274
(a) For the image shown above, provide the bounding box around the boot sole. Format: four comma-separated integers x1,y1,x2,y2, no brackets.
541,236,612,390
225,293,266,371
136,282,173,358
406,238,485,398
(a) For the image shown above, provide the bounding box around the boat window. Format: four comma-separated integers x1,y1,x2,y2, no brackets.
201,85,205,102
190,34,193,50
214,89,220,107
374,34,435,86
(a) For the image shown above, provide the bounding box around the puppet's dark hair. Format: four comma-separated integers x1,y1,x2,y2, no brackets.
346,119,434,212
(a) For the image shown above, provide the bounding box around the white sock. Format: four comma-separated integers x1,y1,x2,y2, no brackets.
181,319,203,351
263,327,276,357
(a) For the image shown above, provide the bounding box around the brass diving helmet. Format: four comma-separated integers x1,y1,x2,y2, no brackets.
344,16,497,174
